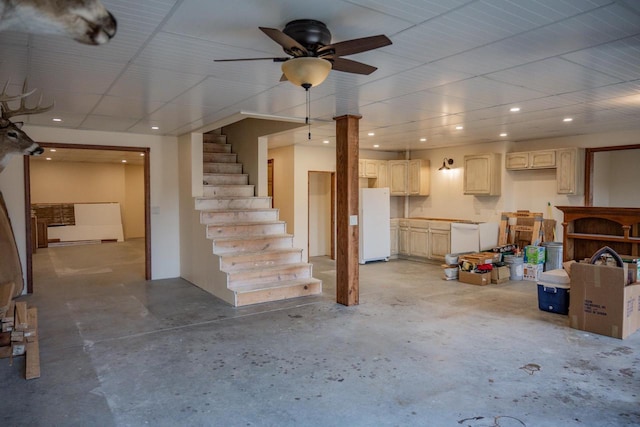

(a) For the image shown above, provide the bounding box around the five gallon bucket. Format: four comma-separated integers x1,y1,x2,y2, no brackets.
504,255,524,281
542,242,563,271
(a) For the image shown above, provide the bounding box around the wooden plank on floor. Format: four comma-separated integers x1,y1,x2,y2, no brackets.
0,282,14,317
26,307,38,341
25,339,40,379
14,301,28,331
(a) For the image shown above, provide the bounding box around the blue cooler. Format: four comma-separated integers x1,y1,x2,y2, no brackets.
537,269,570,315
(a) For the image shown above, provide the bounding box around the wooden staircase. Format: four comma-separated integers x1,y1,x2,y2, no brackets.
195,133,322,306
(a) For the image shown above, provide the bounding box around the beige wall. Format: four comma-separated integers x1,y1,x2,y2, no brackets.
269,145,295,235
0,125,179,282
124,165,145,238
308,172,332,257
223,119,304,196
30,161,145,240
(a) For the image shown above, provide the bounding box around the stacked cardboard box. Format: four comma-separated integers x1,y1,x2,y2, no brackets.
458,252,501,286
569,263,640,339
524,245,545,281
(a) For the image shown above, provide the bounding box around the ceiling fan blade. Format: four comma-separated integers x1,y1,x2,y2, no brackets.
259,27,309,56
329,57,377,75
214,57,290,62
318,34,391,57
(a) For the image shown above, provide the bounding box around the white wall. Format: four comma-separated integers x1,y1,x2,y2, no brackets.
0,125,180,281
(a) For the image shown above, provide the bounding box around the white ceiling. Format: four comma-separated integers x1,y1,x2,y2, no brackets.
1,0,640,152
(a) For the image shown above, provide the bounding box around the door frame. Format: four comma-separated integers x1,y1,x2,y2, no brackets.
584,144,640,206
307,171,336,260
23,142,151,293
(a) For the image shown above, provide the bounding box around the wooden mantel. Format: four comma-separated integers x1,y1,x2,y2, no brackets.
555,206,640,261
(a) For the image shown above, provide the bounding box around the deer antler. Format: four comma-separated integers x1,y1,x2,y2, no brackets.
1,80,54,120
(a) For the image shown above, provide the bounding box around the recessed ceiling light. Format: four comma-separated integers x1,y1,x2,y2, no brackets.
500,133,508,137
455,125,464,130
373,144,380,148
563,117,573,122
52,118,62,122
419,138,427,142
45,157,51,161
323,140,329,144
510,107,521,112
50,149,56,152
151,126,160,130
367,132,375,136
122,160,127,163
140,153,145,156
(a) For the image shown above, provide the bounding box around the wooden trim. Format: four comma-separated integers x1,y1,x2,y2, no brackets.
331,172,336,261
24,143,152,291
334,114,361,306
584,144,640,206
23,156,33,294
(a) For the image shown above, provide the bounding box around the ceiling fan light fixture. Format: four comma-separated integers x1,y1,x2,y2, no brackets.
281,57,331,88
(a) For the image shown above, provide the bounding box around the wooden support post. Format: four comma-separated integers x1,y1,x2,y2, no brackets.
334,114,361,306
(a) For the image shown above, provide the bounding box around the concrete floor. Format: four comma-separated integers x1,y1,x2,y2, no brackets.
1,240,639,427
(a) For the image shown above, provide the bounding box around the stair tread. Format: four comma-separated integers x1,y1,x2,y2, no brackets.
229,261,310,274
204,184,254,187
200,208,276,213
196,196,270,200
221,248,302,258
204,173,247,176
207,220,285,227
212,233,292,242
231,277,321,293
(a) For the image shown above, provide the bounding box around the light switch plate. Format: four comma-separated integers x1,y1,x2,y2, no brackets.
349,215,358,226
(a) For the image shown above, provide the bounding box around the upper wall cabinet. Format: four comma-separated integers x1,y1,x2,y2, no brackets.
506,150,556,170
387,159,430,196
358,159,378,178
463,153,502,196
556,147,584,195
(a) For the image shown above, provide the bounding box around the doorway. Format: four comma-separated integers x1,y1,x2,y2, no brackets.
24,143,151,293
308,171,336,260
585,144,640,207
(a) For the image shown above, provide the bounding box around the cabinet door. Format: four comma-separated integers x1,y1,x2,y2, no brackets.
388,160,408,196
409,227,429,258
376,161,388,188
530,150,556,169
557,148,584,195
505,152,529,170
463,153,501,196
398,225,409,255
358,159,366,178
390,224,398,256
429,229,450,261
407,159,429,196
364,160,378,178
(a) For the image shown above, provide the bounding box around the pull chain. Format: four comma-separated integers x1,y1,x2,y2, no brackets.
303,83,311,140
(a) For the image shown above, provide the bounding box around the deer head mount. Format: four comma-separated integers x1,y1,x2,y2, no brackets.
0,81,53,173
0,0,116,45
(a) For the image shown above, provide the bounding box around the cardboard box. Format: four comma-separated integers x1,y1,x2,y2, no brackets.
569,263,639,339
537,283,570,315
524,245,545,265
491,265,510,284
523,263,543,281
458,270,491,286
459,252,495,266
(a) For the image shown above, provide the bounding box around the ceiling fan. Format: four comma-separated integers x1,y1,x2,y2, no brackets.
214,19,392,86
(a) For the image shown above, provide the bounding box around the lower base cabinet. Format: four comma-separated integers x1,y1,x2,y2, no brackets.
391,219,451,262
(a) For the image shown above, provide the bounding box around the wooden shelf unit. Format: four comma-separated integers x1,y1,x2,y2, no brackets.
556,206,640,261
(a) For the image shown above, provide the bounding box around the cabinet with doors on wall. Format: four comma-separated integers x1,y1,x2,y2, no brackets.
360,158,429,194
463,153,502,196
506,147,584,195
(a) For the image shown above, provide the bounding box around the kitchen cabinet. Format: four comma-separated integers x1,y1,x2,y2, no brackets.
463,153,502,196
409,220,429,258
398,219,410,256
556,147,584,195
505,150,556,170
428,222,451,261
375,160,388,188
358,159,378,178
388,159,430,196
391,219,451,261
390,219,399,256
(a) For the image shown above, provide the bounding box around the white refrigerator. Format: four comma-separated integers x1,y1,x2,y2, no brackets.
359,187,391,264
